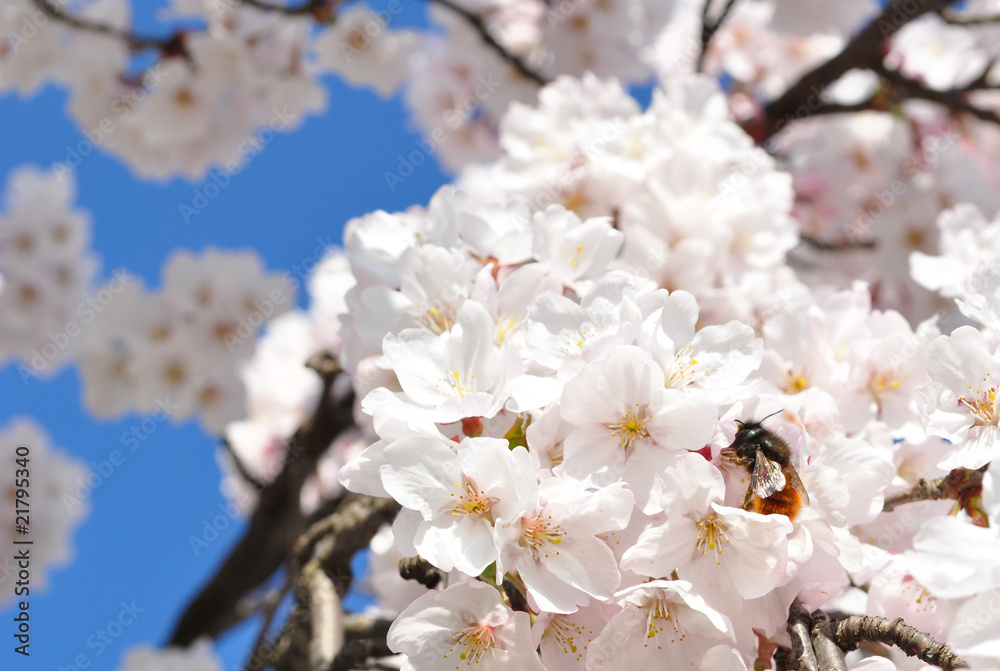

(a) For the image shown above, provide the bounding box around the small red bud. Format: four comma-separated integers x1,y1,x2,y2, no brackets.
461,416,484,438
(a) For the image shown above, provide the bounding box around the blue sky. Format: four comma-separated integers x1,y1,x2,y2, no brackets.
0,2,448,669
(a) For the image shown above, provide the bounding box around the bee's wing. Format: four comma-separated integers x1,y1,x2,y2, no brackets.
786,461,810,506
751,449,786,499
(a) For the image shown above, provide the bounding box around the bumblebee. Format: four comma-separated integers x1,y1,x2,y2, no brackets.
722,414,810,521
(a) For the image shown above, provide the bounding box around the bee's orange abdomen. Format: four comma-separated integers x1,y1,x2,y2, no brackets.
751,480,803,521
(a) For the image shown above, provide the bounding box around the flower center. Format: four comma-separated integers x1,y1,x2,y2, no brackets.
564,328,595,353
521,513,565,559
644,598,685,647
449,623,496,664
784,369,809,394
439,369,475,399
173,87,194,107
450,481,494,519
695,512,730,565
562,242,591,271
495,311,520,343
414,300,455,334
958,377,999,425
902,576,938,614
868,369,901,402
666,345,702,388
606,406,650,449
545,616,587,661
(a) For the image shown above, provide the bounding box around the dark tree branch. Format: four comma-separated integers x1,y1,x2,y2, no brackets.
811,610,849,671
221,438,267,492
270,494,401,670
787,599,820,671
761,0,957,141
422,0,549,85
802,98,886,118
398,556,444,590
242,579,294,671
291,493,401,593
314,495,402,597
773,647,794,671
882,466,986,513
304,561,343,670
697,0,740,73
872,63,1000,128
342,614,394,642
959,58,998,93
834,615,969,669
240,0,337,18
331,639,395,671
169,353,354,647
939,10,1000,25
32,0,547,107
798,232,878,252
30,0,188,54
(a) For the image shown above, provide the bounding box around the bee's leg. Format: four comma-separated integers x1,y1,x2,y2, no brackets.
741,486,755,511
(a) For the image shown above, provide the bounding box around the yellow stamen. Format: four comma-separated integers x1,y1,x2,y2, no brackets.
695,512,730,566
447,623,496,665
958,374,999,425
643,598,685,649
520,513,566,560
605,405,650,449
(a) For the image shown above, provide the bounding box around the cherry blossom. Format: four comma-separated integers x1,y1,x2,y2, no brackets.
494,479,633,613
621,453,794,601
918,326,1000,469
387,579,543,671
381,435,535,575
0,418,90,601
585,579,735,670
9,1,1000,668
559,345,717,512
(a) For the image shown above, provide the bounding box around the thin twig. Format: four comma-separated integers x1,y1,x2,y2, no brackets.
697,0,740,73
873,62,1000,129
242,579,294,671
240,0,336,17
33,0,547,98
882,467,986,513
834,615,969,669
221,439,267,492
423,0,548,85
940,10,1000,25
762,0,957,141
799,232,878,252
30,0,188,54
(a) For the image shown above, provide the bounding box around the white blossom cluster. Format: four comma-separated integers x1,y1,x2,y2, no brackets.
77,247,295,432
0,418,90,605
8,1,1000,670
2,0,324,180
115,640,222,671
0,166,98,375
0,167,294,433
1,0,677,177
455,73,800,328
200,72,998,670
